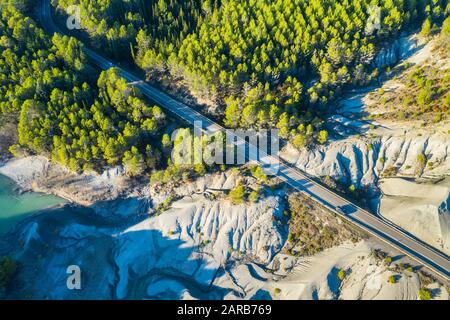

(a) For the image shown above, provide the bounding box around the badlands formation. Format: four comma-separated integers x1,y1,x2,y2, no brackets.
0,33,448,300
0,160,448,300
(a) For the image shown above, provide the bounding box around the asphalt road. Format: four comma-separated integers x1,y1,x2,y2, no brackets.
38,0,450,284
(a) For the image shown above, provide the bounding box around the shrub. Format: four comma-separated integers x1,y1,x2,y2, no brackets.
250,165,268,183
274,288,281,295
8,144,25,157
403,97,412,106
388,275,396,284
417,88,433,106
182,171,191,182
150,170,164,185
230,167,241,175
248,189,260,203
445,95,450,108
161,133,172,150
442,16,450,36
292,134,306,149
382,166,398,177
194,163,207,176
337,269,346,281
0,256,17,289
434,113,442,123
123,147,145,177
418,288,431,300
385,256,393,265
229,183,246,204
417,153,427,165
287,233,295,243
317,130,329,145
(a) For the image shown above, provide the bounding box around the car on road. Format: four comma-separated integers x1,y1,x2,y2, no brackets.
336,205,356,215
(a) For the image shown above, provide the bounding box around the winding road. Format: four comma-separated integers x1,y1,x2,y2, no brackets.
37,0,450,284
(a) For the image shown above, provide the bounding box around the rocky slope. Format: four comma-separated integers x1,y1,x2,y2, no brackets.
1,152,447,299
1,187,446,300
281,132,449,192
0,156,129,206
373,33,423,69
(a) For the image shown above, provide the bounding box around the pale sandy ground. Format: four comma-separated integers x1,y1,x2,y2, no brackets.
258,241,447,300
379,178,450,255
9,193,445,300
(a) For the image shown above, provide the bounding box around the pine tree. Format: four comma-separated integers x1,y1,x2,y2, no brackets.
420,18,432,37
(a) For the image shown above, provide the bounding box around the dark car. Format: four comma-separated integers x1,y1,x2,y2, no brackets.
336,205,357,215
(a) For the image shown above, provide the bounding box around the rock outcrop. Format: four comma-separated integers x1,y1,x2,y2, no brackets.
0,156,129,206
374,34,423,69
281,133,450,192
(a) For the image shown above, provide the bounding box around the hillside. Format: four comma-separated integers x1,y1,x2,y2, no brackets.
54,0,449,145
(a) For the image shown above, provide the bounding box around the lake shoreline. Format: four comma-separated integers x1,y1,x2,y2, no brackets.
0,155,131,207
0,174,68,235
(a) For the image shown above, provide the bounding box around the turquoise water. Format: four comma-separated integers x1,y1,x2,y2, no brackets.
0,174,67,234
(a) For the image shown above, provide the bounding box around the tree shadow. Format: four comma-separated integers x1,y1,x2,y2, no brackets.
391,254,406,263
392,274,402,283
327,267,341,300
311,288,319,300
250,289,272,300
429,287,441,298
